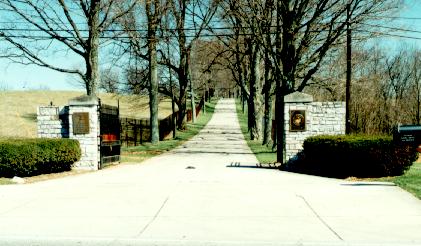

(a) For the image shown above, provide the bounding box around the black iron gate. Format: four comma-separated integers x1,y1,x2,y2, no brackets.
99,102,121,169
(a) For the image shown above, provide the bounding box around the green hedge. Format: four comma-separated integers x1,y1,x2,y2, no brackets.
0,138,81,177
287,135,417,178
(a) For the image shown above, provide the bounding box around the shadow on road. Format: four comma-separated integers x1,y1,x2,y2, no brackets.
340,183,396,187
174,150,256,155
226,162,280,170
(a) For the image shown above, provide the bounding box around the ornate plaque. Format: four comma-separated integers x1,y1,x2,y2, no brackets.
290,110,306,131
72,112,90,135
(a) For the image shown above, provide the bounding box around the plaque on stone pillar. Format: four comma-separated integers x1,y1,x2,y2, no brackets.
290,110,306,131
72,112,90,134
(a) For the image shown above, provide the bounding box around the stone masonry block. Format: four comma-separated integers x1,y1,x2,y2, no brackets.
38,106,59,116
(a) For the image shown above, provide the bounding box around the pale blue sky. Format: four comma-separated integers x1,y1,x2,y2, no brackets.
1,1,421,91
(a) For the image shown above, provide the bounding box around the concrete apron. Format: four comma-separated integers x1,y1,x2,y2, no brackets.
0,99,421,246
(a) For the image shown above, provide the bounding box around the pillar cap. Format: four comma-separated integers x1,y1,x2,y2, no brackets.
69,95,99,106
285,92,313,103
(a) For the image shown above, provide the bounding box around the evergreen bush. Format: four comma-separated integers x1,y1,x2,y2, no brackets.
0,138,81,177
287,135,417,178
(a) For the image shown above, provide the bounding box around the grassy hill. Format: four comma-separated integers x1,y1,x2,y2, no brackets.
0,91,175,138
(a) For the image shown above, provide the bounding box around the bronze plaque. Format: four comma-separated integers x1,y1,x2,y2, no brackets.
72,112,90,135
290,110,306,131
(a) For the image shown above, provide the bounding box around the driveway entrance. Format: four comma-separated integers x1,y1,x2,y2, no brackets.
0,99,420,245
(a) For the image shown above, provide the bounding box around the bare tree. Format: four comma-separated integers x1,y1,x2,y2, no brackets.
272,0,400,163
218,0,267,140
308,43,421,135
410,50,421,125
100,68,120,93
117,0,218,130
161,0,219,129
0,0,136,96
113,0,165,143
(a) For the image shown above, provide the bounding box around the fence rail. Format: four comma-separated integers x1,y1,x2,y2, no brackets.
120,97,204,147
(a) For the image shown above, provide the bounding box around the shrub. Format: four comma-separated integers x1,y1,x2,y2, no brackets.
287,135,417,178
0,138,81,177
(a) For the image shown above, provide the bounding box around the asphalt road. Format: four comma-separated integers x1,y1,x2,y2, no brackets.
0,99,420,246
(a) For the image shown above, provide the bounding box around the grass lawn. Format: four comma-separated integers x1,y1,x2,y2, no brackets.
0,90,174,138
375,162,421,200
235,99,277,164
0,178,13,185
121,100,217,163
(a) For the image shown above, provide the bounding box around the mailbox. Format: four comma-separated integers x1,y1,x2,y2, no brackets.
394,125,421,146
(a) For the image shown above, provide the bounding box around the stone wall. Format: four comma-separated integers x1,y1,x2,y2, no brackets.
311,102,346,134
37,106,69,138
284,92,345,162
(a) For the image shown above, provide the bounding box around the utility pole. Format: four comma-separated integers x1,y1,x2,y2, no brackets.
275,0,285,163
345,2,352,134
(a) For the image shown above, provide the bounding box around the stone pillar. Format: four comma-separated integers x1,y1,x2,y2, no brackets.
69,95,100,170
284,92,314,162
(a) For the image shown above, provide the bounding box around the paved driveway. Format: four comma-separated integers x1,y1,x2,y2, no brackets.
0,99,421,245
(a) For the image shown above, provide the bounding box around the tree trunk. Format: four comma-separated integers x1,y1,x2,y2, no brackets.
169,59,176,138
176,64,189,130
275,87,285,163
190,70,196,123
275,2,295,163
148,33,159,143
190,80,196,123
176,29,188,129
262,53,273,145
417,86,420,125
249,42,262,140
263,88,273,145
203,85,206,115
242,88,246,113
146,0,160,143
85,1,101,96
177,75,188,129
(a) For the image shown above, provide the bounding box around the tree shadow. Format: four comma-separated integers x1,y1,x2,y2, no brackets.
23,113,37,122
174,149,256,155
340,183,396,187
226,162,280,169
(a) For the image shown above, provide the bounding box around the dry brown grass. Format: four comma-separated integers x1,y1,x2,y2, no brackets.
0,90,175,138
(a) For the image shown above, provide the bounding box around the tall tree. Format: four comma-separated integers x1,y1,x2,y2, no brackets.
162,0,218,129
410,50,421,125
116,0,165,143
146,0,162,143
247,39,263,140
260,0,275,145
0,0,136,96
220,0,266,140
272,0,399,163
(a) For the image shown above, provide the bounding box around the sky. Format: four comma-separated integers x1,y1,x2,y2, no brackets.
372,1,421,51
1,1,421,92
